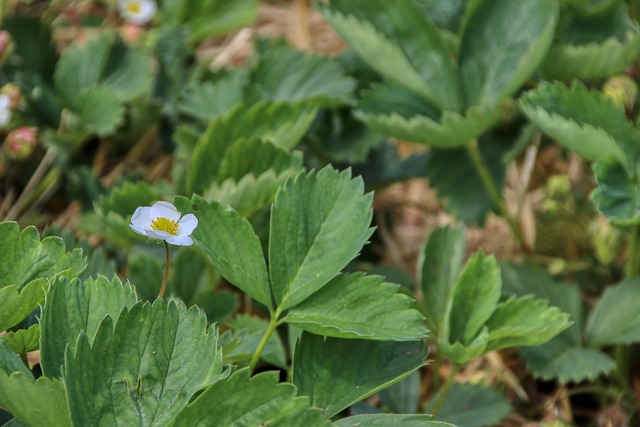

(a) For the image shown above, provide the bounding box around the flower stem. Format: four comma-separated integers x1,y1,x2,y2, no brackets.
430,364,459,418
249,307,282,373
465,139,525,246
159,241,170,298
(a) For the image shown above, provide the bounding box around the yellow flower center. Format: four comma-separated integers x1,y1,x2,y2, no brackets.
126,2,142,14
151,217,179,235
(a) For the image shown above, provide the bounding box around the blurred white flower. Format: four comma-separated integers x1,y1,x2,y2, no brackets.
130,201,198,246
119,0,157,25
0,94,11,127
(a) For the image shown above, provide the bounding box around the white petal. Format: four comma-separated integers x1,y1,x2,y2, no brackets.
129,223,149,237
151,201,181,222
0,95,10,108
146,229,174,241
166,235,194,246
119,0,157,25
176,214,198,236
130,206,152,229
0,109,10,127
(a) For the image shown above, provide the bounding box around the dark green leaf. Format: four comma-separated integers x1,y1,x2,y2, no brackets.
40,276,138,378
2,16,57,82
170,369,330,426
283,273,427,341
591,157,640,225
64,300,223,426
269,167,374,310
178,72,246,122
335,414,454,427
293,333,427,418
98,181,161,218
378,371,421,414
0,340,31,377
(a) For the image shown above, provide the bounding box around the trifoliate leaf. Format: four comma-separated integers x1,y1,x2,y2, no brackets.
178,72,247,122
585,278,640,346
40,276,138,378
170,369,330,427
283,273,427,341
269,167,374,310
64,300,223,426
293,333,427,418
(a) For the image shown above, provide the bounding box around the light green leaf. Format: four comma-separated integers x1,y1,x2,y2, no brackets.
54,31,152,103
541,34,640,81
0,222,85,291
335,414,454,427
283,273,427,341
64,300,223,426
459,0,557,106
420,226,466,333
586,278,640,346
0,281,47,332
355,103,502,148
0,372,70,427
591,157,640,225
187,102,316,193
186,195,272,309
217,138,302,183
0,340,31,377
73,85,125,135
97,180,161,218
203,170,292,218
485,295,571,351
171,369,330,427
40,275,138,378
293,333,427,418
4,324,39,354
269,167,374,310
425,382,511,427
519,81,637,168
250,39,356,107
439,327,489,366
317,0,461,111
448,252,501,345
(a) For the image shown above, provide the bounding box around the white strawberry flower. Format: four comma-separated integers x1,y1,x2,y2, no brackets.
130,201,198,246
119,0,157,26
0,94,11,128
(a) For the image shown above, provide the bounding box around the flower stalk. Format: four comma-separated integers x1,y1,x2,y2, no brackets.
159,241,170,298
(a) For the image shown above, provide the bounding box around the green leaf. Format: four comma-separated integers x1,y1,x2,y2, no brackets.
459,0,557,106
355,103,502,148
0,372,70,427
54,31,152,104
420,226,466,333
425,382,511,427
217,138,303,183
269,167,374,310
250,39,356,107
187,196,272,309
283,273,427,341
448,252,501,346
520,341,615,383
519,81,637,168
64,300,223,426
335,414,454,427
485,295,571,351
224,315,286,368
193,290,238,324
378,371,421,414
187,102,316,193
591,157,640,225
203,170,292,218
2,16,58,82
0,340,31,377
0,222,85,291
586,278,640,346
40,276,138,378
73,85,125,135
293,333,427,418
318,0,462,112
178,72,246,122
98,180,161,218
4,324,39,354
171,369,330,426
127,252,164,301
167,247,211,305
541,34,640,81
0,281,47,332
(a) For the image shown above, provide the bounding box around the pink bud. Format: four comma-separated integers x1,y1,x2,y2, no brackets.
4,126,38,160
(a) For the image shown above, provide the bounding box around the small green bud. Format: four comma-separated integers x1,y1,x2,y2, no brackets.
603,75,638,112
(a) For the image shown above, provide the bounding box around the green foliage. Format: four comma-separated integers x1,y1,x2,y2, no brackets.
40,276,138,377
425,382,512,427
585,278,640,346
170,369,330,426
293,332,428,418
591,157,640,225
283,273,427,341
268,167,374,310
0,281,48,333
335,414,454,427
64,300,223,426
3,324,39,354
